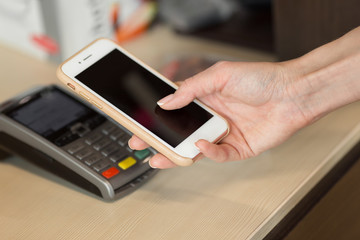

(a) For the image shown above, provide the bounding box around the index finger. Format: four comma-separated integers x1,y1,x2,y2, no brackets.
158,61,229,110
128,135,150,150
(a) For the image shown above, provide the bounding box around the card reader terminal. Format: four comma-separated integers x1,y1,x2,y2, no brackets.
0,85,158,201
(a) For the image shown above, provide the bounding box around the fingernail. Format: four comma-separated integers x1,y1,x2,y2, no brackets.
157,94,174,106
149,160,157,169
127,139,134,150
195,141,201,151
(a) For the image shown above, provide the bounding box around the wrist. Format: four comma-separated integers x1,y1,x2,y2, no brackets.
289,52,360,125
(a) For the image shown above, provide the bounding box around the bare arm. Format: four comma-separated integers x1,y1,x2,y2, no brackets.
129,26,360,169
286,26,360,123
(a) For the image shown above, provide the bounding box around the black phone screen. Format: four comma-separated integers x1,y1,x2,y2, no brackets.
75,49,212,147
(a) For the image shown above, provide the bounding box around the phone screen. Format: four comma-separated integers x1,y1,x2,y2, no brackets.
75,49,212,147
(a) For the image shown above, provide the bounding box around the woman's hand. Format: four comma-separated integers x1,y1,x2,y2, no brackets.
129,61,310,168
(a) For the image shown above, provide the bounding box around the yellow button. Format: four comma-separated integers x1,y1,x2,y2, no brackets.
118,157,137,170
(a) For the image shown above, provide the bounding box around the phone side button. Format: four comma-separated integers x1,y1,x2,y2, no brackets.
67,83,76,91
79,91,90,101
90,100,103,109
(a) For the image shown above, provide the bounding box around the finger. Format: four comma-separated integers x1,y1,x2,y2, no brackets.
149,153,178,169
195,139,241,163
129,137,181,169
174,80,183,87
128,135,150,150
158,62,229,110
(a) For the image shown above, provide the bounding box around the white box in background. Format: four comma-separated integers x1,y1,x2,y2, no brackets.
0,0,143,62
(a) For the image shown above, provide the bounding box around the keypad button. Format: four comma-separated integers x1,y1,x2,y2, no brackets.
101,144,119,157
85,133,103,145
75,126,90,137
92,160,111,172
109,130,125,141
101,167,120,179
75,148,93,160
118,156,137,170
84,153,103,166
117,134,131,146
126,146,133,153
109,150,128,163
55,133,79,147
102,124,117,135
93,138,111,151
134,149,151,160
67,142,86,154
85,115,106,129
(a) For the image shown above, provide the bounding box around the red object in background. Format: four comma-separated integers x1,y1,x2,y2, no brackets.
110,2,120,32
112,1,157,43
31,34,59,55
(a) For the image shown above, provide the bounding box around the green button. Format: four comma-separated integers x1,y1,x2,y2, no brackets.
134,149,151,160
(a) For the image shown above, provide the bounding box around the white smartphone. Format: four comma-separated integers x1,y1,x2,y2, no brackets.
57,38,229,166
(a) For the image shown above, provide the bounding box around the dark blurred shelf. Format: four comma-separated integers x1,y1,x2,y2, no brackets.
174,0,360,60
285,155,360,240
265,140,360,240
178,6,274,53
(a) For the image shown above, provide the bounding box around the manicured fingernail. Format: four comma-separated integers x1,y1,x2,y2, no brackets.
195,142,201,151
127,139,134,150
149,160,157,169
157,94,174,106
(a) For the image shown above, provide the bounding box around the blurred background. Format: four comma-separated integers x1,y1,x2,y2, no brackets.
0,0,359,63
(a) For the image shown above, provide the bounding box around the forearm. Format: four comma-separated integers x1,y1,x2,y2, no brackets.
285,26,360,124
301,52,360,122
286,26,360,76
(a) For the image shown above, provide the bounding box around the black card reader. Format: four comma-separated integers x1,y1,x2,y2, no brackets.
0,85,158,201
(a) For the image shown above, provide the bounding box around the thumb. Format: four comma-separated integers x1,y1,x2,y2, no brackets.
157,62,227,110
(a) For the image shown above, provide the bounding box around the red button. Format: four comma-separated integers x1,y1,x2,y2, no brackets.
102,167,120,179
